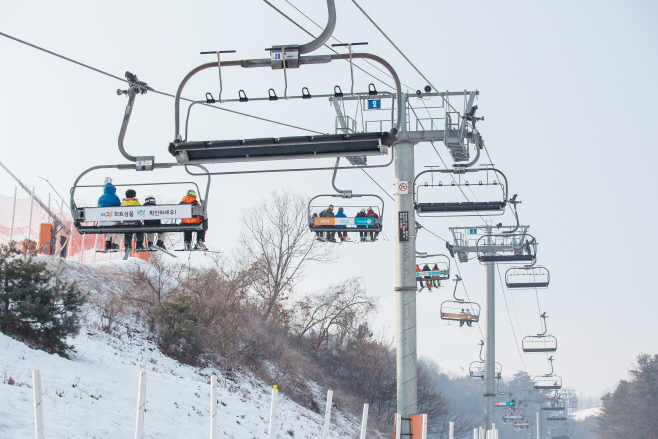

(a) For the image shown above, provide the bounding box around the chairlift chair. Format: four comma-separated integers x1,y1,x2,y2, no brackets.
308,157,385,241
476,232,537,264
440,275,480,324
533,357,563,390
412,167,508,217
416,255,450,284
469,361,502,380
70,165,211,236
541,398,567,411
167,1,403,168
505,266,550,289
523,313,558,353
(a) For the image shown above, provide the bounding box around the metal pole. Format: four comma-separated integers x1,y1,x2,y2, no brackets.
536,406,542,439
360,403,369,439
32,370,45,439
322,389,333,439
93,234,98,261
483,226,495,431
9,186,17,244
268,385,278,439
26,187,35,256
81,233,85,262
210,375,218,439
395,93,417,429
135,371,147,439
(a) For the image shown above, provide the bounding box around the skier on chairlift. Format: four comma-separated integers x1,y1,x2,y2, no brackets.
97,177,121,251
335,207,347,242
356,207,368,242
422,263,432,291
366,207,379,241
311,213,323,240
319,205,336,242
121,189,145,251
180,189,206,250
432,263,441,288
143,195,166,250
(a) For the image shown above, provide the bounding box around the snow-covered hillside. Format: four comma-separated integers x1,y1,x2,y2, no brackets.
573,407,601,421
0,257,363,439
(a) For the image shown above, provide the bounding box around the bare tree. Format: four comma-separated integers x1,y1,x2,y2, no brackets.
239,190,333,321
292,278,377,350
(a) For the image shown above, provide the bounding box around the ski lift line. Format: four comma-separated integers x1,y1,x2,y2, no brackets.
0,31,324,138
281,0,417,91
496,263,531,376
350,0,462,116
172,52,403,141
261,0,396,90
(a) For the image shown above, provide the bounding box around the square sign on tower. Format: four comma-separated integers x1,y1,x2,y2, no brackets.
367,99,381,110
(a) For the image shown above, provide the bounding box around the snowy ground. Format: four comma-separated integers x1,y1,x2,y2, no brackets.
0,257,363,439
572,407,601,421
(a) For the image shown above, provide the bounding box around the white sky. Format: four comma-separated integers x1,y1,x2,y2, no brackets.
1,0,657,399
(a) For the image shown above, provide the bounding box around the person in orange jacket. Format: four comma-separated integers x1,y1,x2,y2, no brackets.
180,189,207,250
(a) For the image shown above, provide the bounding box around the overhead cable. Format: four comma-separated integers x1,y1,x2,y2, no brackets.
261,0,394,90
0,31,324,135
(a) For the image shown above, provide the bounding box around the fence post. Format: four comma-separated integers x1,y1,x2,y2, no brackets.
135,371,147,439
449,421,454,439
93,234,98,261
322,390,333,439
9,186,17,244
32,370,44,439
268,385,278,439
360,403,369,439
210,375,218,439
395,413,401,439
473,428,478,439
81,233,85,262
26,187,35,258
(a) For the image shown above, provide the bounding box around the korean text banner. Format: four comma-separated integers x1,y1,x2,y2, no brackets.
84,205,193,222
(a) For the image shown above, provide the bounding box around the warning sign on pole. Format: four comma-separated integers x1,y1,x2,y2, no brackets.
396,181,409,195
399,211,409,242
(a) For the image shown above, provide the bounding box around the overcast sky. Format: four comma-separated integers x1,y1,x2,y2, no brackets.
1,0,657,400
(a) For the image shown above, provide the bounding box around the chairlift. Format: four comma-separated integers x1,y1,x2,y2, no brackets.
412,167,508,217
533,357,563,390
506,266,550,289
307,158,384,242
495,392,516,409
513,421,531,430
415,254,450,285
541,397,567,411
469,342,502,379
440,276,480,325
522,313,558,353
502,412,525,423
167,0,403,168
476,232,537,264
70,166,211,236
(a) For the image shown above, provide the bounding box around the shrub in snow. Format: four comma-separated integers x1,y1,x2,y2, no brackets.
156,293,202,365
0,243,86,356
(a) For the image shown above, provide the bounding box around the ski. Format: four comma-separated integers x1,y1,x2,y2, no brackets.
148,246,178,258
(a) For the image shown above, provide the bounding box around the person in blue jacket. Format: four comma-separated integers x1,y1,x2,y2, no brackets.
97,178,121,250
335,207,347,242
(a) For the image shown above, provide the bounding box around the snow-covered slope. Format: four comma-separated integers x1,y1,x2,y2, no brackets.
573,407,601,421
0,257,362,439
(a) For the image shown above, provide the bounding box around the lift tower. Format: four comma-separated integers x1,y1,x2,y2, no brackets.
448,224,536,430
